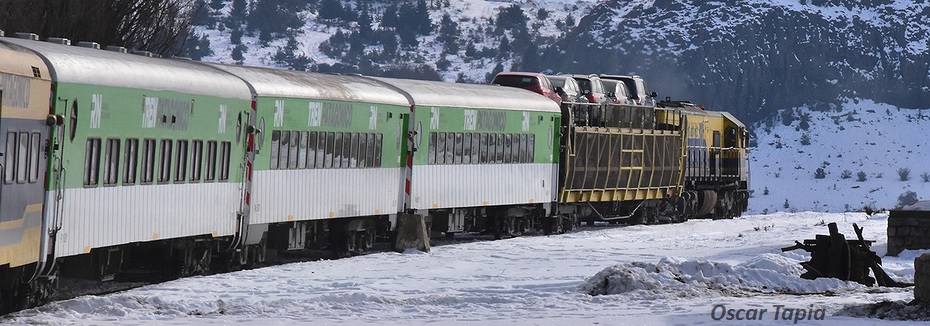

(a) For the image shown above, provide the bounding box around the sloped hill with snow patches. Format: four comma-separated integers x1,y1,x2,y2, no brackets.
748,98,930,214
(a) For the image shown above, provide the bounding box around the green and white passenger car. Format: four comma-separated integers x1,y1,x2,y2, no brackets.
372,77,562,237
209,65,411,254
2,36,254,279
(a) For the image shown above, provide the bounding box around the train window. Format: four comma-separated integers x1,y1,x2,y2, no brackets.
357,133,368,168
427,132,436,165
103,138,120,186
374,133,383,167
28,132,40,183
436,132,446,165
269,130,281,170
3,132,14,184
366,133,376,168
341,132,352,168
69,101,78,142
453,133,464,165
349,133,359,168
219,141,231,181
469,133,481,164
288,131,299,169
140,139,155,184
323,132,334,169
332,132,344,168
297,131,308,169
205,141,217,181
17,131,29,183
175,140,188,182
190,140,202,182
504,134,513,163
158,139,173,183
489,134,499,164
123,138,139,185
444,133,454,165
308,132,320,169
478,133,488,164
515,134,525,163
713,131,722,148
462,133,473,164
279,131,291,169
83,138,101,186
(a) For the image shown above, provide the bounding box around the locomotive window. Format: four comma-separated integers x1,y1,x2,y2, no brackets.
190,140,203,182
366,133,376,168
219,141,231,181
17,131,29,183
270,130,281,170
279,131,291,169
3,132,14,184
357,133,368,168
103,138,120,186
453,133,464,165
123,138,139,185
288,131,299,169
205,140,217,181
158,139,173,183
297,131,308,169
175,140,188,182
374,133,383,167
349,133,359,168
140,139,156,184
714,131,722,148
28,132,40,183
516,134,525,163
83,138,101,186
463,133,473,164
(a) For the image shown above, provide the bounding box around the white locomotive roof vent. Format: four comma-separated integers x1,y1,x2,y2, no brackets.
106,46,128,53
16,33,39,41
78,41,100,49
131,49,154,57
47,37,71,45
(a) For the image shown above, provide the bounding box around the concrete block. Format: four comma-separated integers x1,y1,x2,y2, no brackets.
916,254,930,302
394,213,430,253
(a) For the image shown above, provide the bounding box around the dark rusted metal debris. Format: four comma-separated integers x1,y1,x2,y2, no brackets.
782,222,910,287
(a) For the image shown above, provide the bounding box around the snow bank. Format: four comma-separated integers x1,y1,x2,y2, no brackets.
583,254,863,298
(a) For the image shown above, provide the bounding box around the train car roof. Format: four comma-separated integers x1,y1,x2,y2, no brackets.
0,37,250,100
370,76,561,113
0,41,51,81
206,63,411,107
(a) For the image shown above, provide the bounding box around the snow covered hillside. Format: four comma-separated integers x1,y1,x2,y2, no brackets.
2,212,925,325
749,98,930,214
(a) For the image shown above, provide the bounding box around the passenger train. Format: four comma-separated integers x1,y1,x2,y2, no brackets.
0,31,749,313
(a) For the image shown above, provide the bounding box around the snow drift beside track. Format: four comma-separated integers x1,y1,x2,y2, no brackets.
582,253,863,297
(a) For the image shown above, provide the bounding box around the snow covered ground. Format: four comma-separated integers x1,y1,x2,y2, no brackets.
750,98,930,214
3,212,926,325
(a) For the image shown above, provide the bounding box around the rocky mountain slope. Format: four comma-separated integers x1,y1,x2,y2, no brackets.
195,0,930,124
